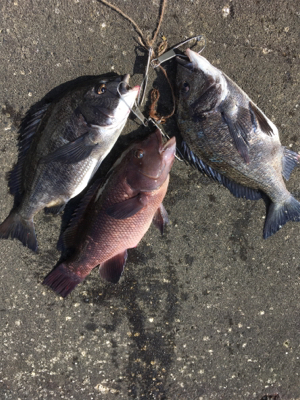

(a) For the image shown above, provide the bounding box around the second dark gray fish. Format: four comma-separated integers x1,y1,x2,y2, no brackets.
176,49,300,238
0,74,139,251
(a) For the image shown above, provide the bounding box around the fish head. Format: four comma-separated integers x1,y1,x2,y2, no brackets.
79,74,140,127
176,49,226,117
126,130,176,191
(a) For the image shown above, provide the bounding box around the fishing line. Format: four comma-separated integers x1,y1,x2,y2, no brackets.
98,0,148,48
98,0,168,107
116,81,148,126
151,35,206,67
99,0,167,50
137,47,153,107
98,1,194,161
148,118,184,162
117,81,183,161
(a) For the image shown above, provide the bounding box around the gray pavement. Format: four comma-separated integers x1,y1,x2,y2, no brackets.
0,1,300,399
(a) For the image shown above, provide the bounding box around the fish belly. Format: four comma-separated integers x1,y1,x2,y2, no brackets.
70,157,98,199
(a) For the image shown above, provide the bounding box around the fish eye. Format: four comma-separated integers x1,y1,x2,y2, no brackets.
182,81,190,93
96,83,106,94
134,149,144,159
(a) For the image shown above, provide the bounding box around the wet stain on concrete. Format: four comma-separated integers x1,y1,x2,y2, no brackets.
85,322,97,331
208,193,217,203
228,207,255,263
81,252,179,399
184,254,194,266
124,261,179,399
1,102,23,128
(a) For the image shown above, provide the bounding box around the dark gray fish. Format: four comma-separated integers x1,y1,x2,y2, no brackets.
0,74,139,251
176,49,300,238
43,130,176,297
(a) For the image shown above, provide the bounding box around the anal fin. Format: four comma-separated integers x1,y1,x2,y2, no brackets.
59,179,103,252
282,147,299,181
99,250,128,283
152,204,169,234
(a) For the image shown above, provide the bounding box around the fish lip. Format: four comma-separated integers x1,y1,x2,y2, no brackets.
124,84,140,97
138,130,163,180
176,55,193,70
118,84,140,119
162,135,176,154
158,130,176,157
119,73,140,103
119,74,131,95
104,78,140,122
130,85,140,93
140,131,176,180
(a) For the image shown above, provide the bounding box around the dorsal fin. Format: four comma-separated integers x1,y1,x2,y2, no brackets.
249,101,274,136
58,178,104,252
181,141,223,183
8,103,50,199
182,141,262,200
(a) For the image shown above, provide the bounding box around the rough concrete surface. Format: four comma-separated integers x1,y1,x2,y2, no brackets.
0,1,300,399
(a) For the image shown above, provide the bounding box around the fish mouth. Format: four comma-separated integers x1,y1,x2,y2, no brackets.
119,74,140,96
103,75,139,123
160,135,176,166
177,48,207,72
176,53,193,71
177,49,219,79
140,130,176,180
119,74,130,95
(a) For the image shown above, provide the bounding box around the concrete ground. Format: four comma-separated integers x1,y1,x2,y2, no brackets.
0,1,300,399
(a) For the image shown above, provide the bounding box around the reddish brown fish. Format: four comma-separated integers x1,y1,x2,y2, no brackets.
43,130,176,297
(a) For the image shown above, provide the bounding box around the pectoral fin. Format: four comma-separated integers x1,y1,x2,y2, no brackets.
99,250,128,283
40,132,98,164
221,106,251,164
152,204,169,234
106,194,148,220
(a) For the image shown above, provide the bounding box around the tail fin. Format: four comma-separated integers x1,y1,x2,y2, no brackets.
0,210,37,252
43,263,83,298
263,196,300,239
